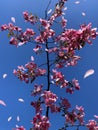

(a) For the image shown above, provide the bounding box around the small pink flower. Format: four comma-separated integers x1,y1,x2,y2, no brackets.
32,113,50,130
31,84,43,96
41,91,58,106
13,126,26,130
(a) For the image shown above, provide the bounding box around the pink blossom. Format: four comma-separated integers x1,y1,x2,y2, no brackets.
1,24,8,30
61,17,67,28
60,98,71,110
32,113,50,130
31,101,42,114
31,84,43,96
41,91,58,106
23,11,38,24
10,37,18,45
52,69,68,88
13,126,26,130
33,45,42,53
50,104,60,113
13,62,46,83
86,120,98,130
72,79,80,90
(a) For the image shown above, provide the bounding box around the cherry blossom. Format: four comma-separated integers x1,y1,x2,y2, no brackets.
41,91,58,106
31,113,50,130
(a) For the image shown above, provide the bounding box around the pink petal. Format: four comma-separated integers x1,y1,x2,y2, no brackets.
18,98,24,103
8,116,12,122
94,115,98,119
0,100,6,106
84,69,94,78
11,17,16,23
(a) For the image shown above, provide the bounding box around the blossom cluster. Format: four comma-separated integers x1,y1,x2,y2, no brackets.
1,23,35,46
51,69,80,94
13,62,46,83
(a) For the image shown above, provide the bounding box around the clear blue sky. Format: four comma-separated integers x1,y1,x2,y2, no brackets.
0,0,98,130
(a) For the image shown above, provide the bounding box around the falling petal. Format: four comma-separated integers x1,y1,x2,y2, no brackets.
3,74,7,79
17,116,20,121
11,17,16,23
63,7,68,11
74,1,80,4
31,56,34,61
0,100,6,106
82,12,86,16
47,9,52,14
18,98,24,103
45,48,48,52
94,115,98,119
18,42,25,46
8,116,12,122
84,69,94,78
16,125,19,128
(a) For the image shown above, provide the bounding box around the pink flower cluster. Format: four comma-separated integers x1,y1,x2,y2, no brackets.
41,91,58,106
31,100,42,114
65,105,85,125
23,11,38,24
1,23,35,46
49,0,67,23
56,23,97,50
31,113,50,130
35,19,55,43
86,120,98,130
51,69,68,87
31,84,43,96
51,69,80,94
13,62,46,83
60,98,71,110
55,50,81,68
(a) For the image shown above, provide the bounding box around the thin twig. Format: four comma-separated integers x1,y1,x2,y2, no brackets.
45,0,52,19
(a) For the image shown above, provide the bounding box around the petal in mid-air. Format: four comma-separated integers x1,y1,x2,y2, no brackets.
8,116,12,122
18,98,24,103
3,73,7,79
84,69,94,78
0,100,6,106
11,17,16,23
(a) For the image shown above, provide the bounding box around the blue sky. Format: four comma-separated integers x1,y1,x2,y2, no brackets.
0,0,98,130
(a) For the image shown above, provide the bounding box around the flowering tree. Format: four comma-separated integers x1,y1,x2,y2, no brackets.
1,0,98,130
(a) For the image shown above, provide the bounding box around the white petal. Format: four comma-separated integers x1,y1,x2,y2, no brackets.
18,42,25,46
74,1,80,4
63,7,68,11
47,9,52,14
11,17,16,23
84,69,94,78
18,98,24,103
17,116,20,121
82,12,86,16
31,56,34,61
0,100,6,106
3,74,7,79
16,124,19,128
8,116,12,122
